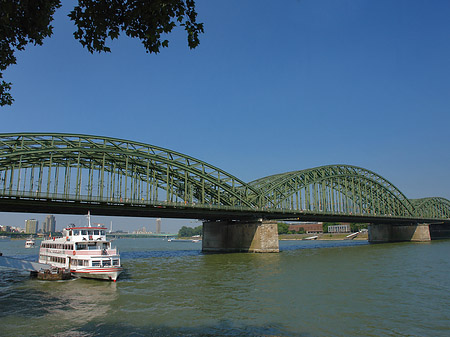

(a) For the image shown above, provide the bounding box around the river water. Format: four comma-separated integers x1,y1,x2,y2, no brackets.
0,238,449,336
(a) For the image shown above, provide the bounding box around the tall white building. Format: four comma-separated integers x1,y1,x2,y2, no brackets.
156,218,161,234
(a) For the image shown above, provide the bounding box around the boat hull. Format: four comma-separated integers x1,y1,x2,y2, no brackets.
71,267,123,282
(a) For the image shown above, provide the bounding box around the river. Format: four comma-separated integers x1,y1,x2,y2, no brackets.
0,238,449,336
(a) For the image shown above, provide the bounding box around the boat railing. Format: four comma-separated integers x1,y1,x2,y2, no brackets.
41,247,118,256
72,248,117,256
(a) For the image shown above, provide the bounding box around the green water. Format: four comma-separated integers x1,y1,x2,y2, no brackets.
0,238,449,336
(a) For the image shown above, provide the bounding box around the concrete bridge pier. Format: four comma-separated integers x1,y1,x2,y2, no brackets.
368,223,431,243
202,219,280,253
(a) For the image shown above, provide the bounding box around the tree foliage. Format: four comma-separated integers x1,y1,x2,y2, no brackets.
178,225,202,238
277,222,290,235
0,0,61,106
68,0,203,54
0,0,204,106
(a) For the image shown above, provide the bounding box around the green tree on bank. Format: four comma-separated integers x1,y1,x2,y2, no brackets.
178,225,202,238
0,0,203,106
277,222,303,234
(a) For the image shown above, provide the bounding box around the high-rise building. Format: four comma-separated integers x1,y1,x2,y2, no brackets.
25,219,39,234
156,218,161,234
43,215,56,233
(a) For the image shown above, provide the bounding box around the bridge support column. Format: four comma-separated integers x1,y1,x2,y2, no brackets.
368,223,431,243
202,219,279,253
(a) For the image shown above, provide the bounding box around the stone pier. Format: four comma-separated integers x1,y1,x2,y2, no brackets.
202,219,279,253
368,223,431,243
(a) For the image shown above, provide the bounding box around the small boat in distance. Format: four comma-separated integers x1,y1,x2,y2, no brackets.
345,232,360,240
168,238,192,242
303,235,318,240
25,238,36,248
168,238,201,243
38,212,123,281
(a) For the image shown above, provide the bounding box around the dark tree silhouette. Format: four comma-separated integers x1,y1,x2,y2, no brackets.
0,0,203,106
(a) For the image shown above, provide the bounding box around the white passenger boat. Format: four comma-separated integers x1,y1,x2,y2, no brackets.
38,212,122,282
25,238,36,248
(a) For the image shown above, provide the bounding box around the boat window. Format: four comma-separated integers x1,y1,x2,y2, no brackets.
68,231,72,236
94,230,99,235
76,243,87,250
81,230,88,235
88,230,94,235
103,260,111,266
92,260,101,267
100,230,105,235
112,259,119,266
73,230,79,235
88,243,98,250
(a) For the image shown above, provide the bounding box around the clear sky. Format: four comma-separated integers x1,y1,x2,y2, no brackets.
1,0,449,232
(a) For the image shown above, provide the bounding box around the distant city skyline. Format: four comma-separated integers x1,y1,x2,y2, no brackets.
0,213,189,234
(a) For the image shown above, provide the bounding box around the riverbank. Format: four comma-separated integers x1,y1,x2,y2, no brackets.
279,232,368,241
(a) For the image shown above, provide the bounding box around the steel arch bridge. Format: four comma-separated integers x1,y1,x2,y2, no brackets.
0,133,448,223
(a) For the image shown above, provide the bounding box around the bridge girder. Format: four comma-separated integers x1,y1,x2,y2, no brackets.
249,165,416,217
0,133,448,222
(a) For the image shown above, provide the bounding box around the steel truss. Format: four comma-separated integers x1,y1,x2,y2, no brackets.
0,133,448,221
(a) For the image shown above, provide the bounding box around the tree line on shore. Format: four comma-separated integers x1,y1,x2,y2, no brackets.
178,225,202,238
277,222,368,235
177,222,368,237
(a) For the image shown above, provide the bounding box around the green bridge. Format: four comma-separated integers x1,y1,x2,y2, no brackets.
1,133,449,252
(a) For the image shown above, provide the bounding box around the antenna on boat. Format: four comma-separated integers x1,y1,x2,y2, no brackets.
87,211,91,227
110,221,113,233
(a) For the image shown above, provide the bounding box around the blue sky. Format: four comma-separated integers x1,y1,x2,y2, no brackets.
1,0,449,232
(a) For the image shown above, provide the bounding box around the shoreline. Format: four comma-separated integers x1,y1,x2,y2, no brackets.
279,233,368,241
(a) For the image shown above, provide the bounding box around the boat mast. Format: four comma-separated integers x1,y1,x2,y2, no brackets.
87,211,91,227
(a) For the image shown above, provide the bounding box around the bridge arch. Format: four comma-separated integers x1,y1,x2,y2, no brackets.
249,165,416,217
0,133,258,207
410,197,450,219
